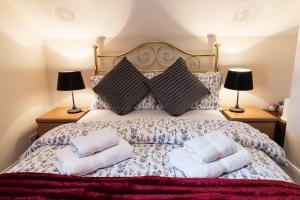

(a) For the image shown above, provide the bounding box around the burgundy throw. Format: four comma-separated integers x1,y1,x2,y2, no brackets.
0,172,299,199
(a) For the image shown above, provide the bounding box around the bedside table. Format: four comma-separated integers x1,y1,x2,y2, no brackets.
36,107,89,137
222,106,277,140
264,109,286,147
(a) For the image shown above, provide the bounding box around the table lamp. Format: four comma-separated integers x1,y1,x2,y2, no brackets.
57,71,85,114
224,68,253,113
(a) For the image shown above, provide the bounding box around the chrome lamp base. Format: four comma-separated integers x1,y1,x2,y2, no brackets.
67,91,82,114
229,90,245,113
229,106,245,113
67,107,82,114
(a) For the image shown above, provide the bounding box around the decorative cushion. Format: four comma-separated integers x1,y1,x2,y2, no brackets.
148,57,210,116
93,57,149,115
133,72,161,110
154,72,222,110
90,70,222,111
91,72,161,110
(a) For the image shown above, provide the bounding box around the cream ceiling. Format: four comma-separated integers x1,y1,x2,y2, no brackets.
8,0,300,39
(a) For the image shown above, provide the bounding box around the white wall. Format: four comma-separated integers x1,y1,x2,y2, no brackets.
219,31,297,108
284,28,300,178
0,0,49,170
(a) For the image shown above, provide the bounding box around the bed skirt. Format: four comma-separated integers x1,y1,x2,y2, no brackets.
0,173,299,199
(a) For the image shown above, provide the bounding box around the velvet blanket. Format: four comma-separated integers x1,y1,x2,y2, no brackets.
0,173,299,200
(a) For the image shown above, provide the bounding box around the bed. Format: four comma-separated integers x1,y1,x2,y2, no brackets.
2,35,299,199
4,113,292,181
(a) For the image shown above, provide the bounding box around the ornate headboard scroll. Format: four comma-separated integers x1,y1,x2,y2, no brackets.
93,34,220,75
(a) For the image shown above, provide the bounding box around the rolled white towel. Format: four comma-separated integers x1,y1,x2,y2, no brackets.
168,145,251,178
56,138,133,176
209,131,238,156
184,131,237,163
219,144,252,173
168,148,224,178
184,136,220,163
70,128,119,157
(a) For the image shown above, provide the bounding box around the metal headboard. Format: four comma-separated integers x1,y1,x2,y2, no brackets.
92,35,220,75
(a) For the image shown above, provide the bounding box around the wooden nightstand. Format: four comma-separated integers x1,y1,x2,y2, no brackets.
222,106,277,140
264,109,287,147
36,107,89,137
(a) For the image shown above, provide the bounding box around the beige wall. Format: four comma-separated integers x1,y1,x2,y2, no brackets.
284,28,300,177
219,30,298,108
0,1,49,170
44,38,95,108
44,31,297,109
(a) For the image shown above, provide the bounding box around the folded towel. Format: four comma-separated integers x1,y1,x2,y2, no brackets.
184,131,237,163
168,144,251,178
208,131,238,155
70,128,119,157
184,136,221,163
56,139,133,176
169,148,224,178
219,145,252,172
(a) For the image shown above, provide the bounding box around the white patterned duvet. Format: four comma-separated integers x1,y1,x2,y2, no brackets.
7,118,292,182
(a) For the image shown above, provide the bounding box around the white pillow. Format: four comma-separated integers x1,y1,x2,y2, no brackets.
190,72,222,110
90,75,110,110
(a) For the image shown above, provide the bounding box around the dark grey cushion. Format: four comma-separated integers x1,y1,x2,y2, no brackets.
93,57,149,115
148,57,210,116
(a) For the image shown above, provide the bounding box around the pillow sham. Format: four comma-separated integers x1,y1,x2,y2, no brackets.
93,57,149,115
191,72,222,110
148,57,210,116
90,75,110,110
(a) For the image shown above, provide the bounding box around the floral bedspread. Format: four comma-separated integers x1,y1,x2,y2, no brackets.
6,119,292,182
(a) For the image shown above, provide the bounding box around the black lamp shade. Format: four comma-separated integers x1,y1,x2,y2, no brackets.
224,68,253,91
57,71,85,91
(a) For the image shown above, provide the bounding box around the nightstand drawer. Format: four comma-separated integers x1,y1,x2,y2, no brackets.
37,122,66,136
222,106,277,141
246,121,275,139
